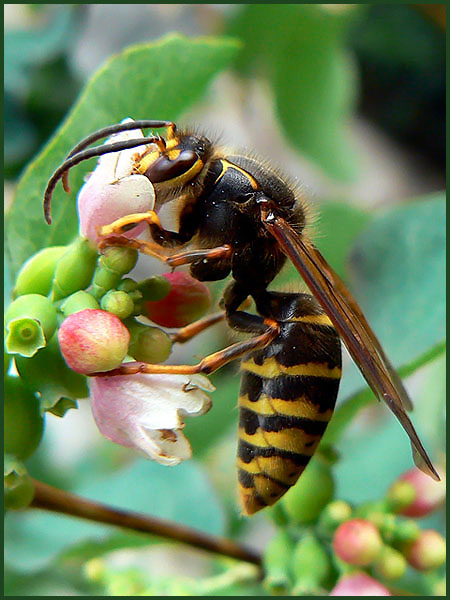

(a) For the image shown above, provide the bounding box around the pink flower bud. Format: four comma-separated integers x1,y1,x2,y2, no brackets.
89,372,214,464
330,572,391,596
143,271,212,328
333,518,383,566
405,529,446,571
393,467,445,518
77,119,155,244
58,309,130,374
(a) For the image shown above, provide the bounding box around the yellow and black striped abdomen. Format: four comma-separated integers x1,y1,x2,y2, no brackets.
237,295,342,515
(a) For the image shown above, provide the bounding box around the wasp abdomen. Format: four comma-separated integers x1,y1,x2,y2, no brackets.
237,299,341,515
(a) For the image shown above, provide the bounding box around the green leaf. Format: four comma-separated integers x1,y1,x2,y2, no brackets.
325,193,446,443
228,5,363,180
5,34,240,277
4,459,225,572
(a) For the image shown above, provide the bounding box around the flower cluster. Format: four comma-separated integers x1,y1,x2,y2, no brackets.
5,120,215,500
261,459,446,596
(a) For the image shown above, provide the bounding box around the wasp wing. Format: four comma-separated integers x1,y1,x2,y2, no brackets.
262,208,439,481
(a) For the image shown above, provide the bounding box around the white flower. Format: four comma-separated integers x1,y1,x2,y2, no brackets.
77,118,155,244
89,372,215,465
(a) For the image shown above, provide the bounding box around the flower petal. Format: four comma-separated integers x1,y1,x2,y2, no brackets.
89,372,214,464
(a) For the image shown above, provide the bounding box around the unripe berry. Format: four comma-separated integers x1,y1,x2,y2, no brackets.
100,290,134,320
373,545,407,581
317,499,352,535
58,309,130,374
128,323,172,363
51,237,98,301
280,459,334,525
14,246,67,297
137,275,171,301
143,272,211,328
61,290,100,316
291,532,332,595
263,529,295,594
333,518,383,566
392,468,446,518
404,529,446,571
101,246,138,275
5,294,57,357
4,376,44,460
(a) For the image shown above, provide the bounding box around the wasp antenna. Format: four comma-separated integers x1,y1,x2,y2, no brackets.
43,135,162,225
64,120,175,161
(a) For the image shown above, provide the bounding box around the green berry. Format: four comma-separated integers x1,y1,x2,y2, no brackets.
101,290,134,320
14,246,67,297
61,290,100,316
4,376,44,460
51,237,98,301
263,529,295,595
101,247,138,275
137,275,171,301
128,323,172,363
280,459,334,524
5,294,57,357
291,532,331,595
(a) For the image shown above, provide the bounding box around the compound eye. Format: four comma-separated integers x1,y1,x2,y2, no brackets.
145,150,198,183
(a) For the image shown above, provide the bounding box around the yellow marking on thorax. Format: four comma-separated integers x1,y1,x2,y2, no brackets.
291,314,334,326
241,357,341,379
215,159,259,190
238,427,320,454
239,393,334,420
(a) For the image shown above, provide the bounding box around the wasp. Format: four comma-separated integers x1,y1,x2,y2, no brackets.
44,119,439,514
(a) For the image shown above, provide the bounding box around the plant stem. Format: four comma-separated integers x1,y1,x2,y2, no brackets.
30,478,262,568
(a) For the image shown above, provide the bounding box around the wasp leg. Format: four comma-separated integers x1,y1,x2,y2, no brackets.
171,297,253,344
97,210,163,237
167,245,232,267
97,234,173,263
94,318,280,378
170,312,225,344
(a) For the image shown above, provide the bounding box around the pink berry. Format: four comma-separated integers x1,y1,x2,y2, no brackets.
143,272,212,328
405,529,446,571
333,518,383,566
58,309,130,374
395,468,445,518
330,572,391,596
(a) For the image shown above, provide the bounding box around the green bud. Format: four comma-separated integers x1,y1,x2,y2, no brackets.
137,275,171,301
5,294,57,357
391,518,421,547
4,455,35,510
263,529,295,595
61,290,100,316
128,322,172,363
100,290,134,320
15,334,88,415
386,479,417,513
51,237,98,301
118,278,138,293
14,245,67,297
317,499,353,536
373,544,407,581
291,532,332,595
4,376,44,460
280,459,335,525
101,247,138,275
91,264,122,299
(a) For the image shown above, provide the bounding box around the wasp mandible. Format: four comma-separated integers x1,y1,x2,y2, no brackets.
44,119,439,514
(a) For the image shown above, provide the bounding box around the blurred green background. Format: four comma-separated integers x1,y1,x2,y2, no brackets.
4,4,445,596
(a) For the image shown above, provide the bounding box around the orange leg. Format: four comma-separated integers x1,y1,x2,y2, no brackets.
170,312,226,344
93,318,280,378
